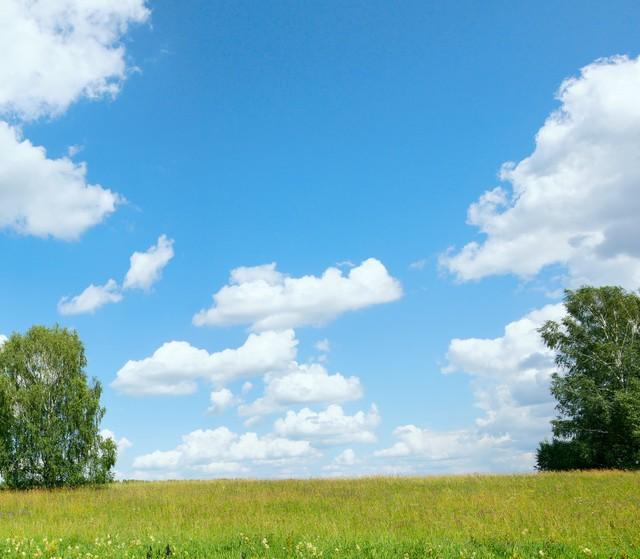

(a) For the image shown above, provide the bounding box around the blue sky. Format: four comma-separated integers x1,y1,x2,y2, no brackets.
2,0,640,477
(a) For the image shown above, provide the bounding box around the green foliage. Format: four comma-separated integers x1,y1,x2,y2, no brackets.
537,286,640,470
0,325,116,489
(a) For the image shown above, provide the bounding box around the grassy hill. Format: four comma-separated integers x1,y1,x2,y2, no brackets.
0,471,638,558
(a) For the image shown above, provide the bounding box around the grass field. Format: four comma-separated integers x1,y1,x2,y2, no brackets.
0,471,638,558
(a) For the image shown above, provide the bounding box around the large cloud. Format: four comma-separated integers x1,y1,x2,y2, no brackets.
441,55,640,289
0,123,121,239
58,235,174,315
445,303,565,448
112,330,298,395
0,0,149,120
239,363,363,419
193,258,403,331
274,404,380,445
376,304,564,472
132,427,316,475
0,0,148,240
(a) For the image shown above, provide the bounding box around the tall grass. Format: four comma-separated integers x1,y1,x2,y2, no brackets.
0,471,637,558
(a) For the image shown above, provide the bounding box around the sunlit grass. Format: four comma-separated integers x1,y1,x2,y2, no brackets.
0,471,637,558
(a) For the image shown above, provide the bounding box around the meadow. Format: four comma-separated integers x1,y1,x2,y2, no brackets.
0,471,637,559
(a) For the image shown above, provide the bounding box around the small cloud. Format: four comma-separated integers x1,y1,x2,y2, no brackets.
67,144,83,157
409,258,427,271
314,338,331,353
123,235,175,291
58,279,123,315
101,429,133,454
207,388,237,414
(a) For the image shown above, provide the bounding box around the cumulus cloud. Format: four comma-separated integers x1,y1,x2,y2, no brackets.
132,427,316,475
207,388,237,414
444,304,565,449
123,235,175,291
274,404,380,445
0,335,7,346
375,304,564,472
0,1,148,240
440,55,640,289
375,425,509,464
58,235,174,315
112,330,297,395
334,448,357,466
100,428,133,455
0,123,121,240
193,258,403,331
0,0,149,121
58,279,122,315
239,362,363,419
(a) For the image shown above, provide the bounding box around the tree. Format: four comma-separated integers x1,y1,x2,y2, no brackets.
536,286,640,470
0,326,116,488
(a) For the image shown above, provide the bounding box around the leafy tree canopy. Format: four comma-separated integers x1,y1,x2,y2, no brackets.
537,286,640,470
0,325,116,489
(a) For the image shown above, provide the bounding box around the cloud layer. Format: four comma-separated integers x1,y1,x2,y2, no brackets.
193,258,403,331
441,55,640,289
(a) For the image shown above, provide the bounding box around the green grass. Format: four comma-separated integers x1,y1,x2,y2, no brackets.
0,471,638,558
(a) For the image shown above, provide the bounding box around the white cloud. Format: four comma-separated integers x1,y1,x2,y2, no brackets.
239,362,363,419
323,448,359,475
100,428,133,455
132,427,316,475
314,338,331,353
0,122,121,240
241,381,253,394
409,258,427,271
57,235,174,315
0,1,147,240
334,448,357,466
112,330,297,395
67,144,83,157
0,335,7,346
123,235,175,291
208,388,237,414
441,55,640,289
375,304,565,472
58,278,122,315
375,425,509,463
0,0,149,121
444,304,565,449
274,404,379,445
193,258,403,331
